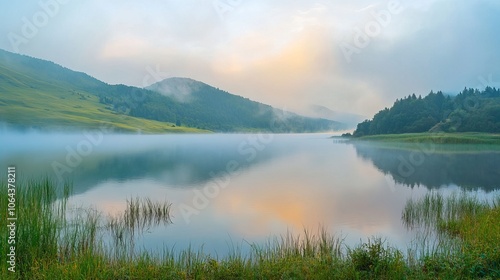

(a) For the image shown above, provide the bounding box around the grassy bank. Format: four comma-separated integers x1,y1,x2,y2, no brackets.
402,191,500,278
1,180,499,279
353,132,500,145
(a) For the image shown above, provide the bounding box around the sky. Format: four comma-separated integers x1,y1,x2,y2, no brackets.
1,0,500,117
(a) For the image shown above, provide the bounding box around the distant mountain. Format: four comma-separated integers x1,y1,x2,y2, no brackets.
147,77,201,103
142,77,342,132
0,49,341,133
303,105,366,129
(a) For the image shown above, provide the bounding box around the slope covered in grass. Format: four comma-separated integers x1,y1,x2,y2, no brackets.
0,49,340,132
0,53,206,133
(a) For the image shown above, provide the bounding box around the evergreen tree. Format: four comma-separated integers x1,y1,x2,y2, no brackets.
353,88,500,136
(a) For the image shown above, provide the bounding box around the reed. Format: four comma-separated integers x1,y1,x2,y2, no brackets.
0,179,172,279
402,191,500,278
402,191,489,230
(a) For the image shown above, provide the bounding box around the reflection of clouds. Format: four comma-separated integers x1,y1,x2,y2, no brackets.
48,136,450,256
208,146,421,246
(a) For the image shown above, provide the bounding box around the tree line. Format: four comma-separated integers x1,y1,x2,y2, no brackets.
353,87,500,136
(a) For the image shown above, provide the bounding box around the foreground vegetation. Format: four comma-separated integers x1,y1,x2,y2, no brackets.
352,132,500,145
1,180,499,279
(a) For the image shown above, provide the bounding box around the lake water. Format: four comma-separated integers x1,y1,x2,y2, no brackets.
1,133,500,257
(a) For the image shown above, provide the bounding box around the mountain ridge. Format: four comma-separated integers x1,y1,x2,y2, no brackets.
0,49,341,133
302,104,366,129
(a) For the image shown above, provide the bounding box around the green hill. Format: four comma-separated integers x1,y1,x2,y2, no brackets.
0,49,340,133
0,50,205,133
353,88,500,137
143,77,342,132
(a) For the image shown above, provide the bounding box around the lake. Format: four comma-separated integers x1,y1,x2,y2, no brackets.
1,132,499,257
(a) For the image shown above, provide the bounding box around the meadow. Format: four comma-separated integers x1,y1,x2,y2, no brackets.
354,132,500,145
0,63,207,133
0,179,499,279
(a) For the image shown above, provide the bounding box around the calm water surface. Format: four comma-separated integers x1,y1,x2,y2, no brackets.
2,133,499,256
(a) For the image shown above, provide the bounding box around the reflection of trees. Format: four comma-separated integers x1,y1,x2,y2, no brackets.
352,143,500,191
71,145,285,195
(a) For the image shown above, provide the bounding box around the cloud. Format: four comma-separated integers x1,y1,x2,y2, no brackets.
1,0,499,117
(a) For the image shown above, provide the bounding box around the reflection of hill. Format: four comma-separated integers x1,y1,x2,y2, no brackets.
352,142,500,191
1,134,291,196
69,146,280,195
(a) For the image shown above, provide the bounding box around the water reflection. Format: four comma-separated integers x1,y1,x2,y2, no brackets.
0,133,290,195
53,135,426,256
351,142,500,191
2,133,499,257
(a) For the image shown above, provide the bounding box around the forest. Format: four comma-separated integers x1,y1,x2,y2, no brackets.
97,79,339,132
353,87,500,136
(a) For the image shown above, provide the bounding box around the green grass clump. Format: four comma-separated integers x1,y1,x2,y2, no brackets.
437,204,500,278
347,238,406,278
0,179,172,279
402,191,489,230
403,191,500,279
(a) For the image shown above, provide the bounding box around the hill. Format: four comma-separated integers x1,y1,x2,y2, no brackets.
0,49,341,133
0,50,205,133
353,88,500,137
142,77,342,132
302,104,366,129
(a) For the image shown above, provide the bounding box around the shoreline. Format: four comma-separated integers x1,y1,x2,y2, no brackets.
1,180,499,279
342,132,500,145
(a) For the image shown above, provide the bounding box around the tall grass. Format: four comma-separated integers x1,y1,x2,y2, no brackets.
402,191,500,278
0,179,172,279
1,180,499,279
402,191,489,230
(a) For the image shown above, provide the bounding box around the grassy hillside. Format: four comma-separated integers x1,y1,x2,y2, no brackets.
0,49,340,133
0,60,206,133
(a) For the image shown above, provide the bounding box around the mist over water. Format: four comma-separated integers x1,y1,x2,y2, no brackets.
1,132,499,256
